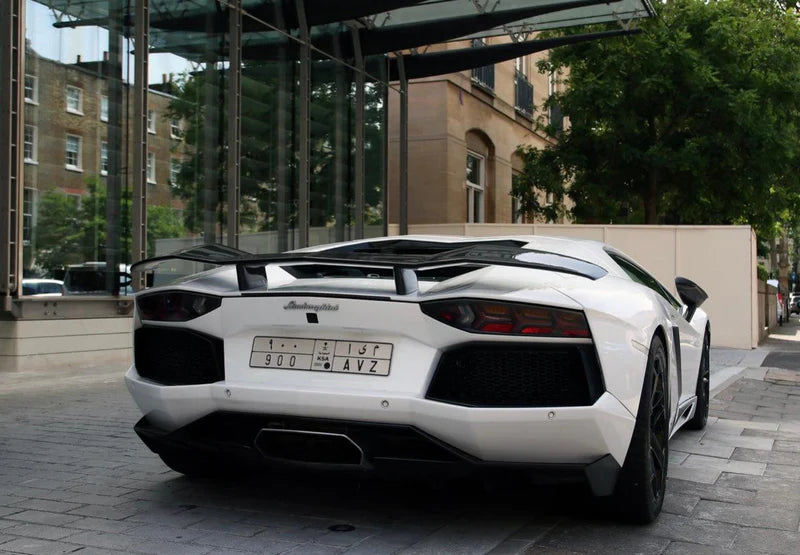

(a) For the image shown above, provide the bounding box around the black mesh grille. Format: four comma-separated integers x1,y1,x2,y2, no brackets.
134,327,224,385
426,344,603,408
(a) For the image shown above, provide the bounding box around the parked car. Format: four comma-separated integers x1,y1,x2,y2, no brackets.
790,294,800,315
126,236,710,523
21,278,63,296
63,262,132,295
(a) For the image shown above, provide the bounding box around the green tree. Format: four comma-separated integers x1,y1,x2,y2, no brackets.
34,180,185,275
166,58,388,237
513,0,800,239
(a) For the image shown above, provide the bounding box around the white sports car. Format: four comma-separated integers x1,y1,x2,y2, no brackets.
126,235,710,523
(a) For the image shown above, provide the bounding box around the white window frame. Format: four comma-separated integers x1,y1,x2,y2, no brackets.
515,56,526,77
23,124,37,164
466,151,485,223
147,151,156,184
66,85,84,115
67,192,83,210
100,95,109,122
170,158,180,186
170,119,181,139
100,141,109,175
65,134,83,171
23,188,37,247
512,195,523,224
147,109,156,134
24,74,38,104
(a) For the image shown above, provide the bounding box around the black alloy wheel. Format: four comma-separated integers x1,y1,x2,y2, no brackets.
613,335,669,523
685,329,711,430
647,343,668,506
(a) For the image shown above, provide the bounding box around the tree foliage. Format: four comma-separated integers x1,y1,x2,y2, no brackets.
34,180,184,275
166,60,387,236
513,0,800,239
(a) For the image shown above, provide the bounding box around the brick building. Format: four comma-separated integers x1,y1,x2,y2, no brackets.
22,45,183,270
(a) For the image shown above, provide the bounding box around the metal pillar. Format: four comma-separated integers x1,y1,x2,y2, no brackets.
352,28,365,239
0,0,24,309
334,62,346,242
397,55,408,236
296,0,310,247
226,0,242,249
105,0,124,294
276,48,289,252
132,0,148,276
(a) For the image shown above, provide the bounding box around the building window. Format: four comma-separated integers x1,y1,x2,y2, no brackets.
65,134,82,170
65,86,83,114
512,196,523,224
515,70,534,118
147,152,156,183
100,141,109,175
24,75,38,104
23,188,36,247
170,119,182,139
170,158,180,187
548,72,564,135
466,152,485,223
147,110,156,134
24,125,37,163
100,95,109,122
470,39,494,91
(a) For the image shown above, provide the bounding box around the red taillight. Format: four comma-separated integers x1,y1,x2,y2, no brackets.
137,291,222,322
421,300,590,338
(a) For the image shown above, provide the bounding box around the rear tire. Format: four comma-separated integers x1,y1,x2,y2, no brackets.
685,329,710,431
613,335,669,524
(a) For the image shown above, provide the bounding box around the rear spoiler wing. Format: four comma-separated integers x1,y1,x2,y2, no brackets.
131,243,608,295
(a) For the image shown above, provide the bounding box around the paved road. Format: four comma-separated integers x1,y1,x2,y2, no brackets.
0,347,798,554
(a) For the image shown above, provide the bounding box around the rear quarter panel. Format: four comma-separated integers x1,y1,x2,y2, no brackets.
559,275,672,416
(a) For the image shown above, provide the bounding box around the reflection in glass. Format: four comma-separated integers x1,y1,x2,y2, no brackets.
22,0,390,283
237,27,299,254
151,0,229,256
309,52,356,247
365,56,388,238
22,0,132,295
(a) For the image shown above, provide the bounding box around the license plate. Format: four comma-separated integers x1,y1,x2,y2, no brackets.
249,336,393,376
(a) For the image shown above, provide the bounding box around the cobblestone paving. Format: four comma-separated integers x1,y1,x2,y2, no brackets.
0,366,798,555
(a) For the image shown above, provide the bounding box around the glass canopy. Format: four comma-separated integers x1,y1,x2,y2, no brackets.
39,0,655,59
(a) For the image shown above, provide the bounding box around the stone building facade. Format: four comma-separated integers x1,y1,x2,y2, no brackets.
388,37,565,228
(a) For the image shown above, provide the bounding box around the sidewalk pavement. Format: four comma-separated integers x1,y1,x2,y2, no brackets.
0,324,798,554
710,313,800,397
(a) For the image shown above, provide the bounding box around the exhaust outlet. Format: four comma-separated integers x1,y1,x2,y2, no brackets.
254,429,365,466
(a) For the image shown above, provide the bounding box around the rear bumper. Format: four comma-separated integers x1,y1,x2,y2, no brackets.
134,411,622,496
126,364,636,466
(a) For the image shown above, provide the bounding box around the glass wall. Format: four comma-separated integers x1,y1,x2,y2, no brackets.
310,25,357,247
238,10,300,253
18,0,389,296
23,0,133,295
364,55,388,238
147,0,230,256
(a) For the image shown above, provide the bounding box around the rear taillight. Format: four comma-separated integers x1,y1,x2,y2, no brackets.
421,300,590,338
137,291,221,322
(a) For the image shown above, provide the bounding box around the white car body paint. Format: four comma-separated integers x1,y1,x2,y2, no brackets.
126,235,709,472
